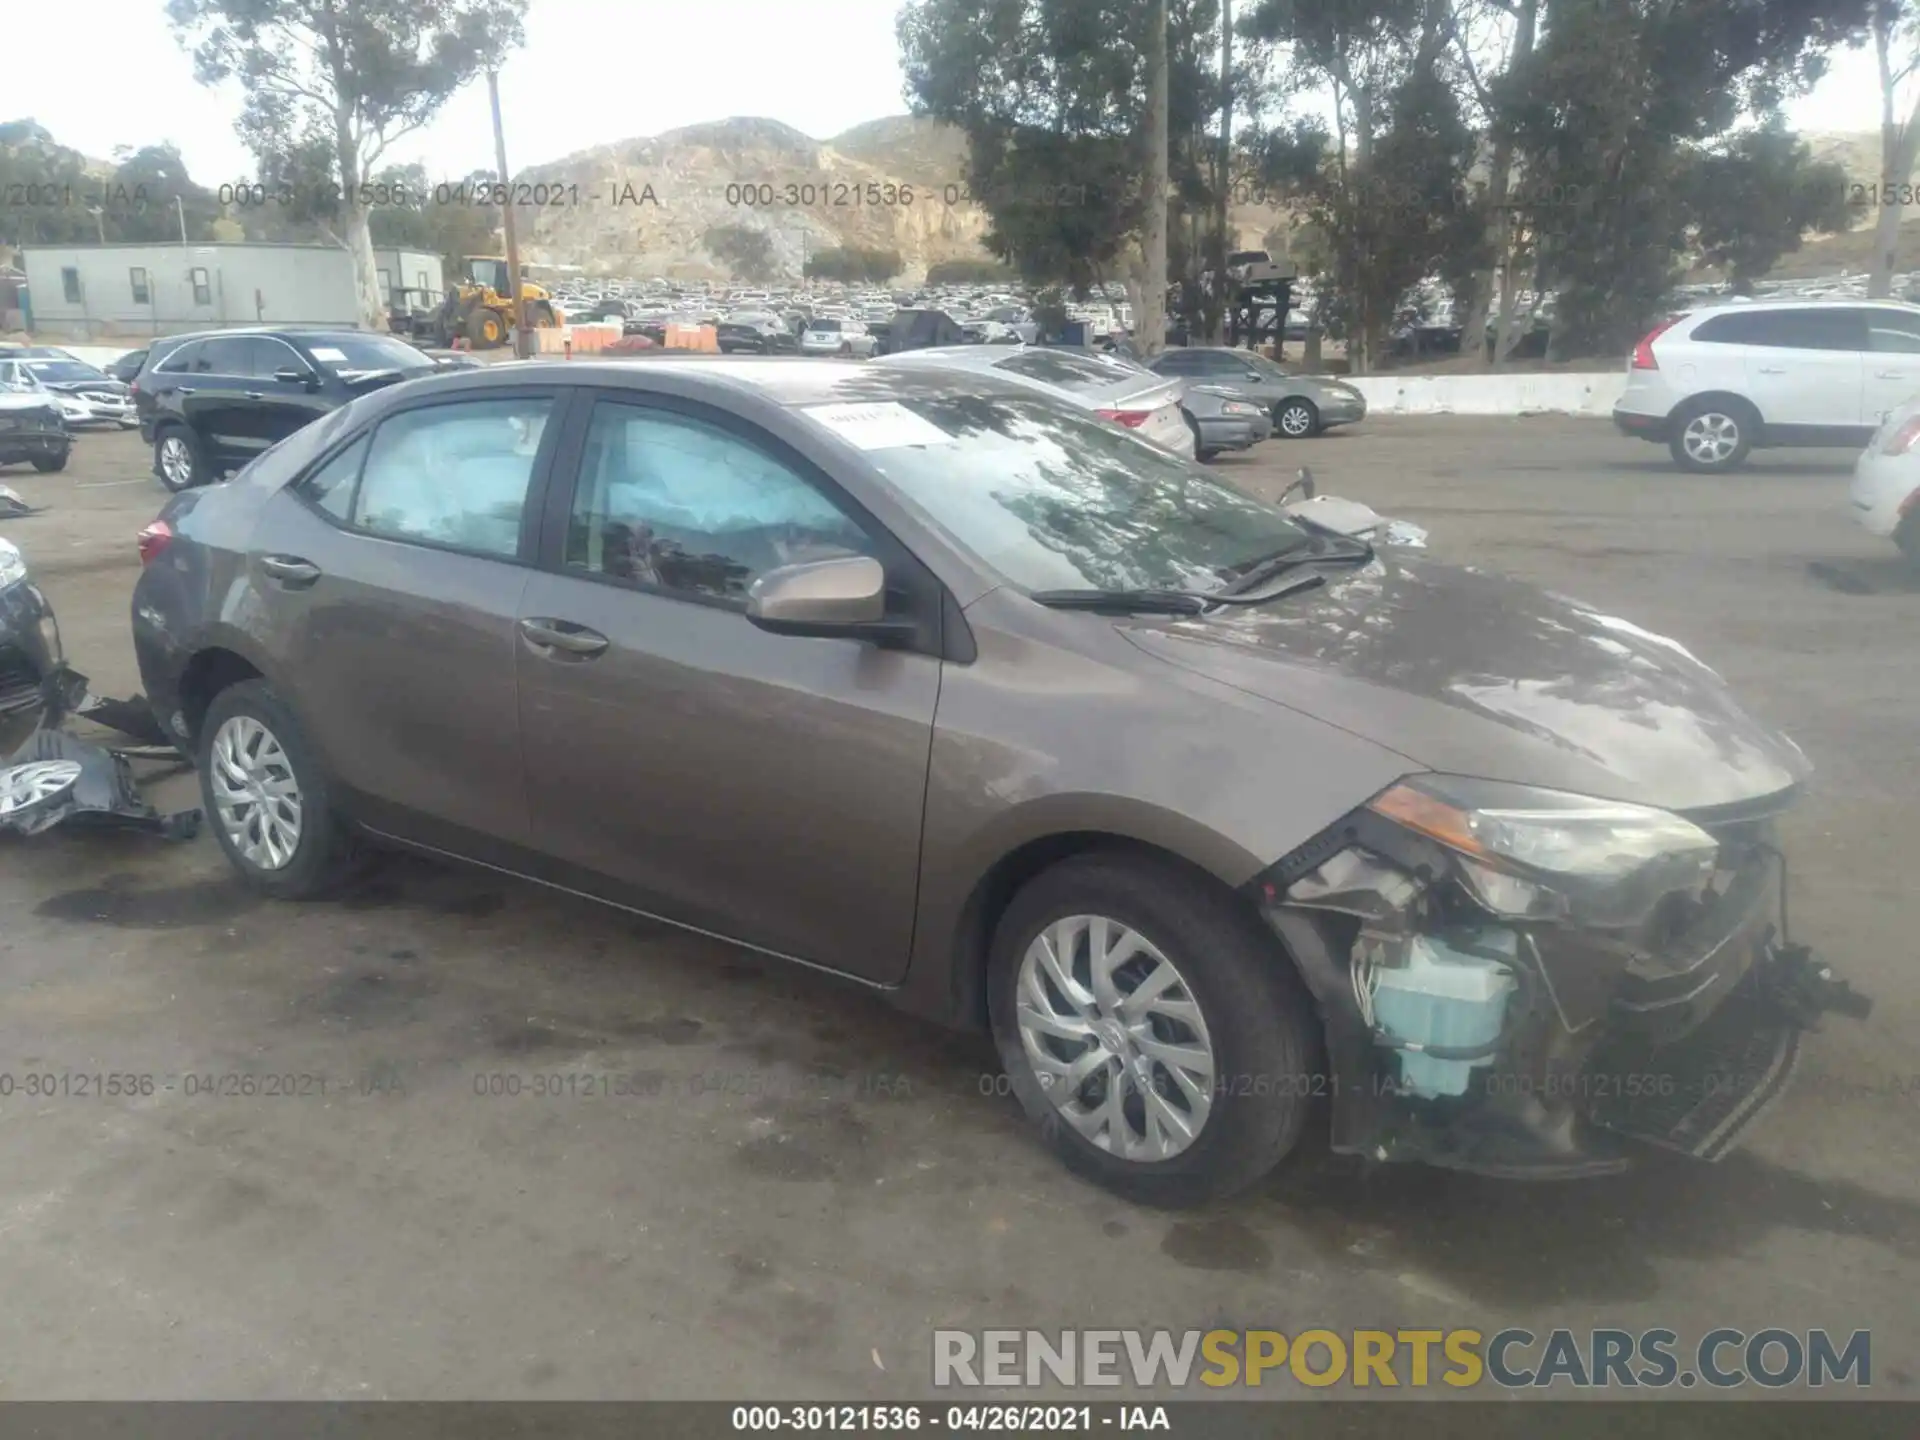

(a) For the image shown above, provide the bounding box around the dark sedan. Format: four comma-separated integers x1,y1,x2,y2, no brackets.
0,536,63,754
130,358,1858,1206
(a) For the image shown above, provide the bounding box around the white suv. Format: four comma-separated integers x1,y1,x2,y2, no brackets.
1613,299,1920,472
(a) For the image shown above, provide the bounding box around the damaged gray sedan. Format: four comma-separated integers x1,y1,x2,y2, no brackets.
126,359,1864,1206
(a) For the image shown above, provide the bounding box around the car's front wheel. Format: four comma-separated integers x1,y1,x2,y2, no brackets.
31,449,69,473
1275,398,1320,439
987,854,1321,1207
198,680,360,899
1669,399,1753,472
154,426,204,492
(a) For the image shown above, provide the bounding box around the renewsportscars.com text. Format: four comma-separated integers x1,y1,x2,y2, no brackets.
932,1328,1871,1390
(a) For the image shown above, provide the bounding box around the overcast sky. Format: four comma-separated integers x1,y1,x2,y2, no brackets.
3,0,1894,184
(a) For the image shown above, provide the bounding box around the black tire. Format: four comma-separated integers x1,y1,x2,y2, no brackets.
1667,397,1754,472
153,424,206,492
31,449,69,473
197,679,361,900
1896,513,1920,571
1275,397,1320,439
986,853,1321,1207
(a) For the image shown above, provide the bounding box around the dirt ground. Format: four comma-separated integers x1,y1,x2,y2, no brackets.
0,418,1914,1403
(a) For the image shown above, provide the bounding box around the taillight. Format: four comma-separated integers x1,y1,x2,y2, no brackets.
1095,408,1151,428
1884,416,1920,456
137,520,173,565
1631,316,1682,369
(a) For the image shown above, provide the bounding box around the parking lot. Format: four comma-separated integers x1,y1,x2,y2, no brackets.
1,417,1916,1401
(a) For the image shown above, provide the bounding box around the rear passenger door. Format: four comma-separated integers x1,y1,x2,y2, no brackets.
159,337,255,469
1735,308,1864,430
247,388,567,854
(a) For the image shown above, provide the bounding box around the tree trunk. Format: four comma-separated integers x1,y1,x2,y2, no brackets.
334,113,388,332
1466,0,1537,366
1137,0,1171,358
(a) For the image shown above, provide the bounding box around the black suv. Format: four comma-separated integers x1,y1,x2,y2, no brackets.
135,328,438,491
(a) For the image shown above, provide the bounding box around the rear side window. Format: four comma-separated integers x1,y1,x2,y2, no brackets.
1692,309,1862,350
193,338,254,373
295,435,370,522
995,349,1132,389
352,397,555,559
156,343,199,374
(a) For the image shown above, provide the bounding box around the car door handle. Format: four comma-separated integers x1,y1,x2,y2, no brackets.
259,554,321,587
1755,366,1785,375
176,386,197,395
245,390,265,400
519,617,609,657
1876,370,1907,379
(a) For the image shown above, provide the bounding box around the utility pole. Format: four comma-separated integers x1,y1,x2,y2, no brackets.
1213,0,1232,344
488,67,529,358
175,194,188,244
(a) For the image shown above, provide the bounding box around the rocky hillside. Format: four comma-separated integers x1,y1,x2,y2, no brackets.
512,116,994,280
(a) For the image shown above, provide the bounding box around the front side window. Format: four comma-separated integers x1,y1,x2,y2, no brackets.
822,393,1311,594
353,397,553,559
1865,309,1920,354
565,403,875,603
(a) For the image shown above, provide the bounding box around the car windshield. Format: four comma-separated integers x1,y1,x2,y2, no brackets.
813,393,1312,593
0,365,47,393
300,335,431,375
26,360,107,383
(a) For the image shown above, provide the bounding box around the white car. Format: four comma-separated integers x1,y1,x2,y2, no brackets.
1613,299,1920,472
872,344,1196,458
1850,399,1920,566
798,318,876,357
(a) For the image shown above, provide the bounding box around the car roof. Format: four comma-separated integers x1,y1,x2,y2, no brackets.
1681,298,1920,317
403,356,1041,409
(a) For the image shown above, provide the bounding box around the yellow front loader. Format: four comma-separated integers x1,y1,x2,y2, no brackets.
428,257,562,348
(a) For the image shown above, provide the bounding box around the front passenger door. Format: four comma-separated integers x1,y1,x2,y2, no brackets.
516,395,941,982
1861,309,1920,424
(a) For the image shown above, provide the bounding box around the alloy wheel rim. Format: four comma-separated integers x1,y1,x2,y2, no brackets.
1280,405,1312,436
209,715,303,870
1684,412,1739,463
160,436,192,485
0,761,83,817
1014,913,1216,1161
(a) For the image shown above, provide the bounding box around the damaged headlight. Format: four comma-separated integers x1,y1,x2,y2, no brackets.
0,537,28,589
1367,775,1719,928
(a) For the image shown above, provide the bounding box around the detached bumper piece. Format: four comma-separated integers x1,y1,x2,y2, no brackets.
0,667,200,841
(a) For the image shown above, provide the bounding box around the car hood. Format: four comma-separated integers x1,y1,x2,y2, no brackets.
1122,552,1808,813
43,378,127,397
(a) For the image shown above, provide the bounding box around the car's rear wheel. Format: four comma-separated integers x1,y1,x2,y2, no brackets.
986,853,1320,1207
31,449,69,473
1276,398,1319,438
198,680,360,899
154,426,204,492
1669,399,1753,472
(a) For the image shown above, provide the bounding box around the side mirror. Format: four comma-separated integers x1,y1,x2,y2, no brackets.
746,556,913,643
274,366,318,387
1281,468,1316,504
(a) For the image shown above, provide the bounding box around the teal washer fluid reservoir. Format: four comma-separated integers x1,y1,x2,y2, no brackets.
1369,930,1519,1098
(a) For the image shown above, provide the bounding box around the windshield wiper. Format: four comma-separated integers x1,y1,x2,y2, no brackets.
1217,531,1372,598
1030,588,1211,615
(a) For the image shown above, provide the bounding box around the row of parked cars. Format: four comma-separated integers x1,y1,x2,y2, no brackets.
0,344,141,475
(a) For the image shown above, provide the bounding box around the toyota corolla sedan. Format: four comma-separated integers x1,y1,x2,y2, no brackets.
129,359,1860,1206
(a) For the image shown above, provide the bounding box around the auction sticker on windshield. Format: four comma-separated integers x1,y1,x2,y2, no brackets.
802,402,954,450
